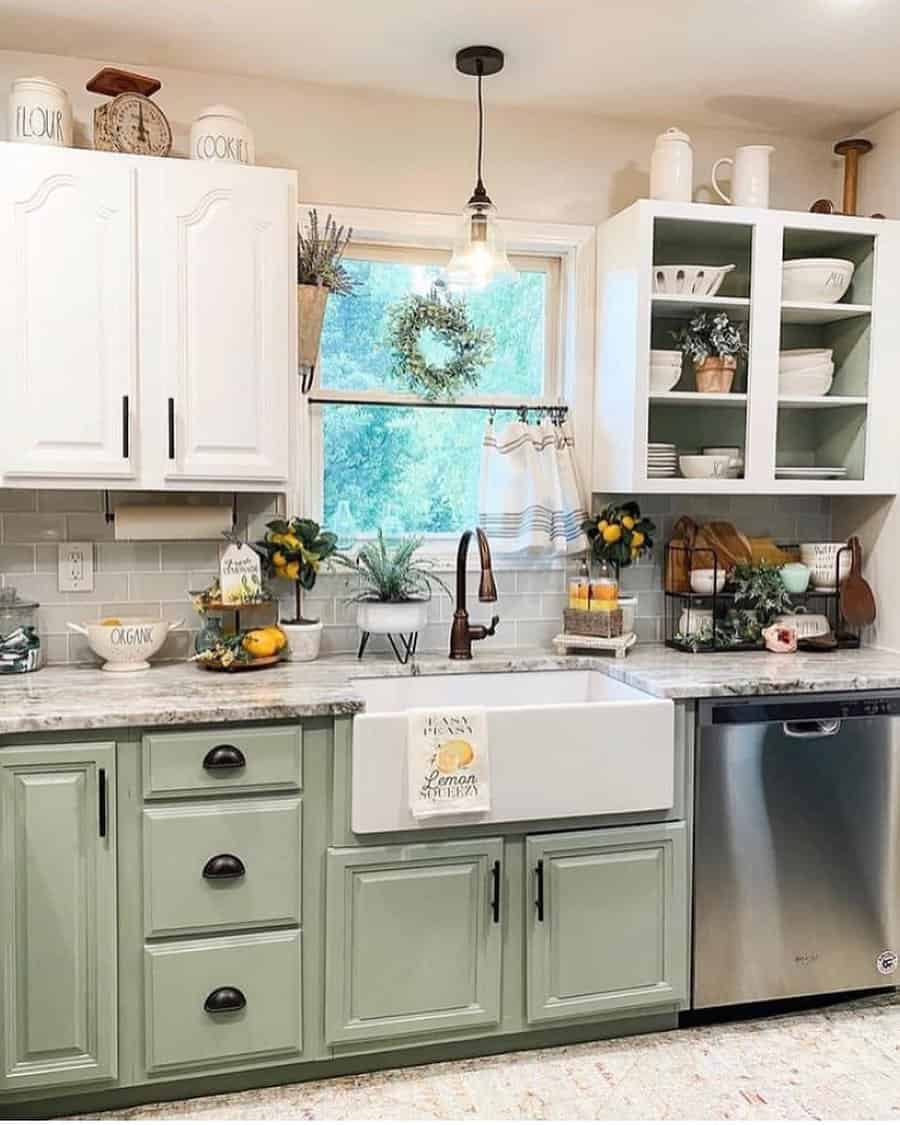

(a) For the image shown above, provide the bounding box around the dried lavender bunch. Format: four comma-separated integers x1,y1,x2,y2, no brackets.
296,209,355,294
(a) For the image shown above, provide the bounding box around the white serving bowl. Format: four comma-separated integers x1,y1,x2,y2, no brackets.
779,348,833,372
650,347,683,364
799,542,851,589
782,258,855,304
690,568,727,594
649,365,681,393
679,454,732,479
778,366,834,397
653,264,735,297
67,616,183,672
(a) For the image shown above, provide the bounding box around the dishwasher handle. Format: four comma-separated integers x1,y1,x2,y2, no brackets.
783,719,842,739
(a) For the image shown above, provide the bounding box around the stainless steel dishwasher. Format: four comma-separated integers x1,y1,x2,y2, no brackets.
693,691,900,1009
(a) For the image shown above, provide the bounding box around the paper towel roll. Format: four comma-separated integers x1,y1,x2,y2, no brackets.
114,505,233,541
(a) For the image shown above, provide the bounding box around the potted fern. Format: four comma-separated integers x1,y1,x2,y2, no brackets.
297,209,355,393
339,532,450,640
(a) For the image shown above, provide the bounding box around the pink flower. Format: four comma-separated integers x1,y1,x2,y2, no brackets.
762,624,797,654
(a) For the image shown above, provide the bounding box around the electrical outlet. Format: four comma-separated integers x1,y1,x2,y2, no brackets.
58,542,94,593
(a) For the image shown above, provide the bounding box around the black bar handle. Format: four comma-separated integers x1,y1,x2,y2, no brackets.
98,768,107,838
167,397,175,460
202,745,246,771
534,860,544,921
122,395,129,459
490,860,501,924
202,853,246,880
203,986,246,1014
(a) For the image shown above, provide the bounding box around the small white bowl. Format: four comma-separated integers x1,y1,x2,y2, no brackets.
782,258,854,304
690,568,727,594
779,348,833,372
649,348,683,367
67,617,183,672
679,454,732,479
649,365,681,393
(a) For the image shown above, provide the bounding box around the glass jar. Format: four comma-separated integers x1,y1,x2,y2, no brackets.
0,587,42,673
591,561,619,610
568,560,591,610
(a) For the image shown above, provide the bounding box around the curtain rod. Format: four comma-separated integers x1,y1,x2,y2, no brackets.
308,396,568,417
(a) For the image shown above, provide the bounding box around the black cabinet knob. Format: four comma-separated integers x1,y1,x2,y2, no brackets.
202,853,246,880
203,986,246,1014
202,745,246,771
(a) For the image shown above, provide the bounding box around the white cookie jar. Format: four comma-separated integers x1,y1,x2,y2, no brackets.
190,105,255,165
9,77,72,147
650,127,693,202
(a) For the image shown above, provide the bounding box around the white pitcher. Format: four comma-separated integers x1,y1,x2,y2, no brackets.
712,145,774,208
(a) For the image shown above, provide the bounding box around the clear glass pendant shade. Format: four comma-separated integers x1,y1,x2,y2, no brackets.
444,201,518,290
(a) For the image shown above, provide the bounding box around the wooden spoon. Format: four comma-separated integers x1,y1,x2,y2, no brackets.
840,537,876,627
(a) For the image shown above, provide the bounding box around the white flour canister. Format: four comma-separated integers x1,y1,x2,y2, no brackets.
190,105,255,165
9,77,72,147
650,127,693,202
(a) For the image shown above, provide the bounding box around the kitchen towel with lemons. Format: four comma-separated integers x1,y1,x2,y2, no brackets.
408,708,491,819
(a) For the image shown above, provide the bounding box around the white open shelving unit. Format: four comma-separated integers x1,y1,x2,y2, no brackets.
594,198,900,495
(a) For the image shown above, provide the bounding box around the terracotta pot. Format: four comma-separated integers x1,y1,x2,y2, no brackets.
694,355,737,394
297,284,330,392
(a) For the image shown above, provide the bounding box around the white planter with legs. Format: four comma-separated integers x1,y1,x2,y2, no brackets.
356,600,428,636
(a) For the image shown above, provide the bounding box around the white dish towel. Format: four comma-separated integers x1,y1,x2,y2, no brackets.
408,706,491,819
478,417,588,557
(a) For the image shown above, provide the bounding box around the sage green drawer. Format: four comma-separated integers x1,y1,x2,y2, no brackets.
144,929,302,1073
143,796,302,938
142,725,302,798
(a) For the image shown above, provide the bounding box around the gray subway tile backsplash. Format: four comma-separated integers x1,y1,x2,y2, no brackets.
0,489,832,664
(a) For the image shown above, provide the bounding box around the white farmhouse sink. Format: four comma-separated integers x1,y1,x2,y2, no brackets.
351,670,674,834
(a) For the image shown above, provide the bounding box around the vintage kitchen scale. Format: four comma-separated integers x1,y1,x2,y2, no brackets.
87,67,173,157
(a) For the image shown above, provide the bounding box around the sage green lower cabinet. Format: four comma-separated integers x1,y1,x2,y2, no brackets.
144,929,302,1073
325,839,504,1045
0,744,118,1092
526,823,688,1024
142,796,302,937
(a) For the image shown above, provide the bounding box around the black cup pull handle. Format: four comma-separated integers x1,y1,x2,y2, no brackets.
203,986,246,1014
202,853,246,880
535,860,545,922
202,745,246,772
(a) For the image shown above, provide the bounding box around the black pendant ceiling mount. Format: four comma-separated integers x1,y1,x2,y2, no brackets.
455,45,505,78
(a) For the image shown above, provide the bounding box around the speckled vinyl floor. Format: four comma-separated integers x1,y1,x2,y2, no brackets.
81,992,900,1121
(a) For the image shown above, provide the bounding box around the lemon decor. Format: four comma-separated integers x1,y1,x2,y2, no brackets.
386,283,494,401
582,501,656,569
255,517,337,625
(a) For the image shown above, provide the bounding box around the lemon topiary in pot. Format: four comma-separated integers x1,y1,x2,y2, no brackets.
255,517,337,662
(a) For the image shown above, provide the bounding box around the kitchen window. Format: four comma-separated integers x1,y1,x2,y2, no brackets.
308,242,562,541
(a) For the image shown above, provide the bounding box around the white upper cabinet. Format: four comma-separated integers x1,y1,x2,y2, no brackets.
0,144,296,491
594,199,900,495
141,162,293,485
0,145,137,480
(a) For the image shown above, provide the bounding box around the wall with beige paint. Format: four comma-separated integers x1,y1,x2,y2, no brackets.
0,49,842,224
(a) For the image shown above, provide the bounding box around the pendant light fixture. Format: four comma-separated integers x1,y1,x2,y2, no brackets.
445,45,517,289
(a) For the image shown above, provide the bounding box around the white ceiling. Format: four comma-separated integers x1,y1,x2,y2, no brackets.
3,0,899,137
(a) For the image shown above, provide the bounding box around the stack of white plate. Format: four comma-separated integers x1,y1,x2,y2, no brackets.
775,466,848,480
778,348,834,397
647,442,678,477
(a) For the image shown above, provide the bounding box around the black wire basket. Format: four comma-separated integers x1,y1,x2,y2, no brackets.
663,542,860,653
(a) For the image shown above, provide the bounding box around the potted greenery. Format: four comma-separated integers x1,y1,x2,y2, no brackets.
582,500,655,569
297,209,355,393
338,532,450,639
672,310,747,393
255,517,337,662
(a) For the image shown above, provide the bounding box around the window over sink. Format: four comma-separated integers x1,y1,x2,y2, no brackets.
308,242,562,540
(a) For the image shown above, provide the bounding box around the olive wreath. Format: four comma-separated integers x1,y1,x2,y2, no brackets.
386,284,495,400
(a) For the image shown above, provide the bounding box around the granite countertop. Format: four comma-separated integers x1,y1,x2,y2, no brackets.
4,645,900,735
